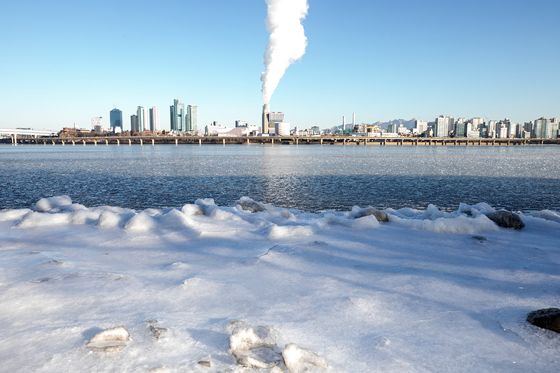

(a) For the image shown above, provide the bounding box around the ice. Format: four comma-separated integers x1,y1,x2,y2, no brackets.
0,197,559,372
283,343,328,373
124,211,156,232
34,195,73,212
268,223,314,239
86,326,130,353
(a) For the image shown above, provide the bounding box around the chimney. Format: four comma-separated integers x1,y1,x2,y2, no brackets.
262,104,270,134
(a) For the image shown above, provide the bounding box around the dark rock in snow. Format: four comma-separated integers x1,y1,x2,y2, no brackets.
351,206,389,222
147,320,167,340
197,359,212,368
527,308,560,333
486,211,525,230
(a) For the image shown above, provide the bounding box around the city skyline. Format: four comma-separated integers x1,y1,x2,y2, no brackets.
1,0,559,130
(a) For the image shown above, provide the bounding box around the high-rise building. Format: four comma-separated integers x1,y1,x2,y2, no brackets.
130,115,139,133
149,106,159,132
170,99,186,132
434,116,452,137
415,120,428,135
186,105,198,133
110,109,123,132
551,118,560,138
137,106,146,132
533,117,558,139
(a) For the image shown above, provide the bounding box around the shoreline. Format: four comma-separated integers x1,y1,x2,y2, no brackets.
3,135,560,146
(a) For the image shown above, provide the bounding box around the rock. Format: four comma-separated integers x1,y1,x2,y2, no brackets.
86,326,130,352
147,320,167,340
472,235,487,242
228,321,283,369
527,308,560,333
150,325,167,340
237,197,266,213
197,359,212,368
350,206,389,222
485,211,525,230
282,343,328,373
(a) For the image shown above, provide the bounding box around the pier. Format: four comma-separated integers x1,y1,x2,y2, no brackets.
3,135,560,146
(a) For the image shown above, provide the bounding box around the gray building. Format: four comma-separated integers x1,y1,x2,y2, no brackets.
110,109,123,132
130,115,139,133
137,106,146,132
170,99,186,132
149,106,159,132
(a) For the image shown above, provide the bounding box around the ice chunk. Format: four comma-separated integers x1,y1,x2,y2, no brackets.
237,197,266,213
530,210,560,223
349,206,389,222
97,210,122,229
34,195,73,212
181,203,203,216
70,209,102,225
0,208,31,223
391,214,498,234
351,215,380,229
282,343,328,373
158,209,194,231
228,321,282,369
86,326,130,352
124,212,156,232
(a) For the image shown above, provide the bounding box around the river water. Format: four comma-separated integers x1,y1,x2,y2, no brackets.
1,144,559,211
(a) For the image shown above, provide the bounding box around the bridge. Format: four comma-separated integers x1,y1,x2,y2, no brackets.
6,135,560,146
0,128,58,144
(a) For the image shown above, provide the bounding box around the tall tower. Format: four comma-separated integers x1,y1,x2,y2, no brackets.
187,105,198,133
137,106,146,132
170,99,186,132
262,104,270,134
149,106,159,132
342,115,346,131
352,112,356,126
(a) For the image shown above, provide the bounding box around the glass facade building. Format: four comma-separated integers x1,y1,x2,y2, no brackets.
110,109,123,132
187,105,198,133
170,99,186,132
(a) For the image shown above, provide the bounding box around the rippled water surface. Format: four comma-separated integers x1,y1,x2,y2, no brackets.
1,144,559,211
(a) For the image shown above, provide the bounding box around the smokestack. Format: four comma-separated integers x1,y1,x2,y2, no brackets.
352,112,356,126
262,104,270,134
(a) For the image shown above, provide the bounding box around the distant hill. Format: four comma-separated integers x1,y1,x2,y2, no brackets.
329,118,417,132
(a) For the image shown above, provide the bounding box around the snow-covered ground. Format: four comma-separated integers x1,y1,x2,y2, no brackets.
0,196,559,372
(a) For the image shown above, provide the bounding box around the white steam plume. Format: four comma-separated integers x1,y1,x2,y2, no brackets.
261,0,309,105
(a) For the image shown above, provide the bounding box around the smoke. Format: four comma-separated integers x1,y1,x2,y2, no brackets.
261,0,309,105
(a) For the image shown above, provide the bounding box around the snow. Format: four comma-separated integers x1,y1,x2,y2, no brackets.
0,196,559,372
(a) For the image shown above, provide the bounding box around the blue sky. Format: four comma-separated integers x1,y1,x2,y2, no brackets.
1,0,559,130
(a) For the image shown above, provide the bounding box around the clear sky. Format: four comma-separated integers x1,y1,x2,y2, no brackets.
1,0,559,130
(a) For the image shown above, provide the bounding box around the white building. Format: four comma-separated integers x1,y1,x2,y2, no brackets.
414,120,428,135
434,116,453,137
275,122,291,136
